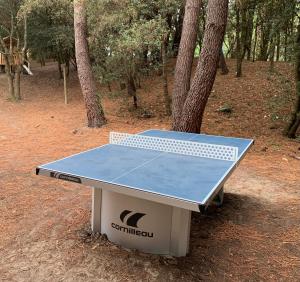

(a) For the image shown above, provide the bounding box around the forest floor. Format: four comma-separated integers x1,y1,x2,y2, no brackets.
0,59,299,281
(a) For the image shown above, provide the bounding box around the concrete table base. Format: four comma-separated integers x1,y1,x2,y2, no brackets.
91,187,224,256
91,188,191,256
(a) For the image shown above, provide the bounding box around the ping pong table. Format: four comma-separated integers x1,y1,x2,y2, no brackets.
36,129,253,256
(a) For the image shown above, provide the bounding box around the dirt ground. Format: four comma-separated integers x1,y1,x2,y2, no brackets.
0,60,299,281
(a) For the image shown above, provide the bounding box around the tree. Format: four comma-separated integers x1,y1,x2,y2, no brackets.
173,0,229,133
218,49,229,75
235,1,242,77
0,0,27,101
161,32,172,115
172,0,201,129
171,5,184,56
235,0,256,77
286,21,300,138
21,0,75,78
88,0,178,110
74,0,106,127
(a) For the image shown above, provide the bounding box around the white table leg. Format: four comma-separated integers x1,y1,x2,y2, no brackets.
91,187,102,233
170,207,191,257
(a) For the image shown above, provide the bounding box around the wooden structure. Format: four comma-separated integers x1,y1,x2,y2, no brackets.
0,37,21,66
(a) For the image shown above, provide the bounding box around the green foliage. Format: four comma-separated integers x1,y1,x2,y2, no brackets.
20,0,74,64
0,0,24,49
87,0,180,85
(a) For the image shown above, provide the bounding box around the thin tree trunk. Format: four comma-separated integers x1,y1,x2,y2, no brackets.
172,6,184,57
14,14,28,101
15,65,21,100
0,38,16,100
284,29,288,62
7,71,15,100
172,0,201,130
66,59,70,77
269,38,275,72
252,19,258,62
134,74,141,89
177,0,229,133
58,60,63,79
127,73,137,109
74,0,106,127
63,64,68,104
107,82,112,92
276,32,280,61
244,7,255,61
161,35,171,116
219,49,229,75
236,5,242,77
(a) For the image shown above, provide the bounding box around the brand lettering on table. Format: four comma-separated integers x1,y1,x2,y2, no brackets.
111,210,154,238
50,172,82,183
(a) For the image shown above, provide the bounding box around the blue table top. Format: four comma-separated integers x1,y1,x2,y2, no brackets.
37,130,253,210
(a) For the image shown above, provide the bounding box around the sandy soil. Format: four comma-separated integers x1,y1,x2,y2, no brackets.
0,60,299,281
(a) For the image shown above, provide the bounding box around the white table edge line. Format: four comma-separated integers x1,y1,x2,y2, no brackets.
36,167,202,211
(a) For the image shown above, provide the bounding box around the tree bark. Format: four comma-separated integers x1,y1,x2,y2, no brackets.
286,23,300,138
172,0,201,130
0,37,16,100
236,5,242,77
269,38,275,72
276,32,281,61
15,65,21,100
172,6,184,57
58,60,63,79
127,73,137,109
176,0,229,133
243,6,255,61
284,28,288,62
252,19,258,62
219,49,229,75
74,0,106,127
161,34,172,116
7,71,15,100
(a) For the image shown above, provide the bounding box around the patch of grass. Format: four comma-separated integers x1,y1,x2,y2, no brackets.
218,103,233,114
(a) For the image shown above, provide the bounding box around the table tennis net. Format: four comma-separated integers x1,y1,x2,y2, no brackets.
110,132,238,162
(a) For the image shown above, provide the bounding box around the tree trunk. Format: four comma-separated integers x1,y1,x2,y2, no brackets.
258,2,273,62
161,35,172,116
243,7,255,61
127,73,137,109
1,36,16,100
276,32,281,61
252,19,258,62
15,65,21,100
219,49,229,75
172,6,184,57
6,71,15,100
284,28,288,62
63,64,68,104
172,0,201,130
236,5,242,77
74,0,106,127
58,60,63,79
286,23,300,138
269,38,275,72
176,0,229,133
66,59,70,77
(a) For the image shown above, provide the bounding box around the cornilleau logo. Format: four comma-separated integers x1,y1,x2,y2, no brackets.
111,210,153,238
50,172,81,183
119,210,145,227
